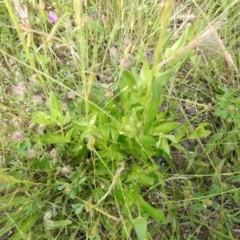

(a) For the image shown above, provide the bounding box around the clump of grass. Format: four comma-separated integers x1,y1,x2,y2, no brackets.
1,0,240,239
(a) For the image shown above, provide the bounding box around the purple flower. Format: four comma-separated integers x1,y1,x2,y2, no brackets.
48,11,58,23
12,82,27,96
11,132,24,141
159,105,165,112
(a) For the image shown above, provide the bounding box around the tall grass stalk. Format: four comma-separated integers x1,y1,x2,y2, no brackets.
152,0,174,75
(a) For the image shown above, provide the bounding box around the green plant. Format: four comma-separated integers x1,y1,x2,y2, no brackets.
27,50,212,238
215,85,240,122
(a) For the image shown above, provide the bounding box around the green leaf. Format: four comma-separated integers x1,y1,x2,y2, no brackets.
215,109,227,119
120,71,137,109
171,142,185,151
49,91,63,124
175,123,189,142
188,123,211,139
163,134,177,143
142,134,156,154
137,195,165,222
232,175,240,183
105,122,119,131
157,137,171,157
143,77,163,129
139,174,154,186
150,122,180,135
233,191,239,203
209,184,221,195
154,68,175,85
31,159,51,170
142,134,156,145
41,134,67,144
66,128,74,142
72,204,84,215
87,17,106,34
133,217,148,240
32,111,55,125
113,189,125,203
98,113,111,140
63,111,71,125
73,120,92,129
139,54,152,83
121,70,137,90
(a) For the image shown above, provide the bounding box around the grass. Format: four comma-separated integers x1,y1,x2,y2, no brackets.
0,0,240,239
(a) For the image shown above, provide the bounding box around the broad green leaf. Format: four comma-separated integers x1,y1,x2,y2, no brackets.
188,123,211,139
31,159,51,170
73,120,90,127
126,165,154,186
120,71,137,109
49,91,63,124
142,134,156,154
87,17,106,34
78,177,87,185
215,109,228,119
154,56,188,85
66,128,74,142
73,120,99,133
133,217,148,240
143,77,163,129
40,134,67,144
195,123,211,128
32,111,55,125
98,113,110,140
105,122,119,131
154,68,174,85
63,111,71,125
139,174,154,186
142,134,156,145
232,175,240,183
72,204,84,215
113,189,125,203
158,137,170,157
129,91,145,105
139,53,152,83
108,149,124,161
233,191,239,203
175,123,189,142
171,142,185,151
163,134,177,143
150,122,180,135
125,164,141,183
209,184,221,195
121,70,137,90
137,195,165,222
